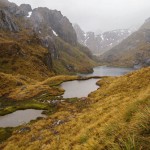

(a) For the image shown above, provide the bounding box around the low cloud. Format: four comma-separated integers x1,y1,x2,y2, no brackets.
9,0,150,33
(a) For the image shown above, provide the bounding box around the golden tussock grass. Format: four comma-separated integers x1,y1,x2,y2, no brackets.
0,72,77,100
1,67,149,150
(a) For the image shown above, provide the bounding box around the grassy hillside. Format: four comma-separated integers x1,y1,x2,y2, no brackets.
0,1,149,149
0,0,96,81
0,29,96,81
1,67,149,150
53,38,95,74
0,71,78,100
99,20,150,67
0,30,54,81
0,29,96,101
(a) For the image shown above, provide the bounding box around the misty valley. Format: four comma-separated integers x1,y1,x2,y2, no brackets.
0,0,149,150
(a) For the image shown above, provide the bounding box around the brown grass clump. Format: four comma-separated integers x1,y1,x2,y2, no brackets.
0,73,77,100
0,72,34,97
1,67,149,150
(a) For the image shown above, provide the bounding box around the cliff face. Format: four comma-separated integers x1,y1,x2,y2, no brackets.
0,0,95,80
0,0,31,17
30,8,77,45
74,24,132,55
0,9,19,32
99,18,150,67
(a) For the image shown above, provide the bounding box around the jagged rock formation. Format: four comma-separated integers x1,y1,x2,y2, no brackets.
0,9,19,32
0,0,19,15
74,24,133,55
100,18,150,67
30,8,77,45
16,4,32,17
0,0,95,80
26,7,78,59
0,0,20,32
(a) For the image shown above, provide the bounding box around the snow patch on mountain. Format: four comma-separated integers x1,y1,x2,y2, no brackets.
52,30,58,36
27,11,32,17
74,24,136,55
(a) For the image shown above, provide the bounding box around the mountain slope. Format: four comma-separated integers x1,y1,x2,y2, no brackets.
74,24,132,55
0,0,96,81
99,18,150,67
1,67,149,150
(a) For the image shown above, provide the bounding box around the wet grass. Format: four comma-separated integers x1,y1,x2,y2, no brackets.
0,68,149,149
0,96,53,116
124,98,150,122
0,128,14,144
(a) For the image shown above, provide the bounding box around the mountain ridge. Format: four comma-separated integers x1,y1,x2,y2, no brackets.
0,0,96,81
74,24,134,55
99,17,150,67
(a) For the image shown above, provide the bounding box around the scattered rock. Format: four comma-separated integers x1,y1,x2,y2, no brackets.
66,64,75,71
51,100,59,105
51,130,59,135
18,127,31,133
16,81,23,86
61,100,65,102
52,120,65,126
21,86,27,90
80,97,87,101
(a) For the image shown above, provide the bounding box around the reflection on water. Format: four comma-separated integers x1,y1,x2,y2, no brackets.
0,66,135,127
0,109,45,127
62,66,135,98
61,79,99,98
79,66,135,77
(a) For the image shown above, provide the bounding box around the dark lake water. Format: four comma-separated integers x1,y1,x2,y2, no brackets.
61,78,99,98
0,109,45,127
79,66,135,77
61,66,135,98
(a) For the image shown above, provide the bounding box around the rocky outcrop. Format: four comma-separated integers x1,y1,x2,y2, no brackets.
16,4,32,17
0,0,19,15
0,9,19,32
26,7,78,61
0,0,95,76
30,8,77,45
0,0,33,18
40,36,59,59
74,24,133,55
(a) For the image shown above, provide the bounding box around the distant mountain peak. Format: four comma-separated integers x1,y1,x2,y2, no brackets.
99,17,150,67
74,24,133,55
30,8,77,45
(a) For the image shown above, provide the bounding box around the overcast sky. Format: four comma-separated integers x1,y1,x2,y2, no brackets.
9,0,150,33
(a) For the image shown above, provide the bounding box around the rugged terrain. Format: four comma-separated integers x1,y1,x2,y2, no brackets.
74,24,133,55
0,0,96,82
99,18,150,67
0,0,97,145
0,1,149,150
0,67,149,150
